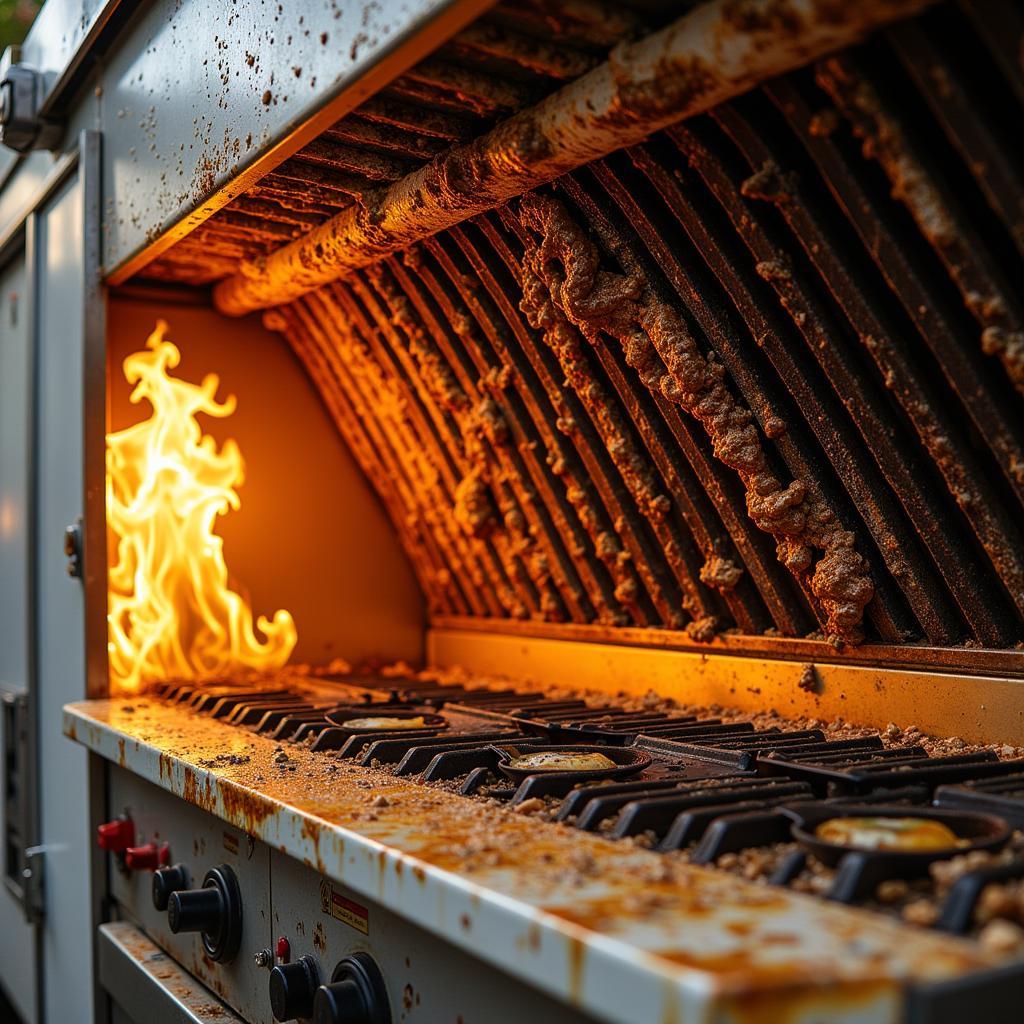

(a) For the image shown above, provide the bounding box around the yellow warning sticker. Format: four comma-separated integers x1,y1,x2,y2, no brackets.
320,879,369,935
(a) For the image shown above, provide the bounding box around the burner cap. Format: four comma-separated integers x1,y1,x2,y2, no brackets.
492,744,651,782
324,706,448,733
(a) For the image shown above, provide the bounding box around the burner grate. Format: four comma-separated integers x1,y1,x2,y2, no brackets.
158,679,1024,937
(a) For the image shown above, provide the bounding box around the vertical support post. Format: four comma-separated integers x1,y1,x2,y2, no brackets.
80,129,107,703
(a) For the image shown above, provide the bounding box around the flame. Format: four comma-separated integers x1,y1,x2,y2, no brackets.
107,321,297,693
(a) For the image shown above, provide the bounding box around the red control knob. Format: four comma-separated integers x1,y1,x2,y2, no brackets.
124,843,170,871
97,818,135,852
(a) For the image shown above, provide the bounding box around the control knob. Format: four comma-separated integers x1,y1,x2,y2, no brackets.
313,953,390,1024
167,864,242,963
269,955,319,1021
152,864,189,911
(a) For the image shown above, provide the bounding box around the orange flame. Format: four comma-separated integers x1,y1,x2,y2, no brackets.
107,321,297,693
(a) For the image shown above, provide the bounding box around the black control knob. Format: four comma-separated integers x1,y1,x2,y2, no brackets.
152,864,189,911
270,955,319,1021
313,953,390,1024
167,864,242,963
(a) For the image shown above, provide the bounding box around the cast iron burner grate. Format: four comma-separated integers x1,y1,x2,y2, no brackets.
154,679,1024,935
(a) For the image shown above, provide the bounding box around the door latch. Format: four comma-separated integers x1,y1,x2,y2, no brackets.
63,518,83,578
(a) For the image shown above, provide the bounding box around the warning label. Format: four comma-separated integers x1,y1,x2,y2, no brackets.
320,879,369,935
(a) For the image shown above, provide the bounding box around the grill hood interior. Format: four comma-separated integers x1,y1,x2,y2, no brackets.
121,0,1024,663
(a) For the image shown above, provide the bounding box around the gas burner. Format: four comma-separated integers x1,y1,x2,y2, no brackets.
781,803,1011,903
323,707,450,733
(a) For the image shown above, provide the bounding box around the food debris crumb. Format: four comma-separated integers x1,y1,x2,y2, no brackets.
515,798,546,815
902,900,939,927
978,919,1024,955
797,665,819,694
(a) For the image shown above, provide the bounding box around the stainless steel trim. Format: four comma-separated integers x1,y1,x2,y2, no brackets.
97,921,245,1024
430,616,1024,678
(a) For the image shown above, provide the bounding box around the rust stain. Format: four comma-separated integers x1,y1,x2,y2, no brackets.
220,781,276,835
567,933,585,1005
117,738,127,767
720,976,898,1024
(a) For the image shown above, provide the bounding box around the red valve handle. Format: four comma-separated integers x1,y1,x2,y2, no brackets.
97,818,135,852
124,843,170,871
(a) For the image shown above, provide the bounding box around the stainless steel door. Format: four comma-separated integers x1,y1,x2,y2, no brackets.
0,250,39,1024
33,165,91,1024
0,130,103,1024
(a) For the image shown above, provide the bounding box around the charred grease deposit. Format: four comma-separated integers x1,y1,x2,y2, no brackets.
518,194,873,644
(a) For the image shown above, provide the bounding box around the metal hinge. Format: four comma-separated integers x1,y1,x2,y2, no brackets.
0,46,62,153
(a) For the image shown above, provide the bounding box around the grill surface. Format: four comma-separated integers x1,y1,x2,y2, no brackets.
136,0,1024,653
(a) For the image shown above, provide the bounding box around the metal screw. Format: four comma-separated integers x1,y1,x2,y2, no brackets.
253,948,274,969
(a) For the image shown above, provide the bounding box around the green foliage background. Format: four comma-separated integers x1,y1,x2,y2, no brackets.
0,1,40,51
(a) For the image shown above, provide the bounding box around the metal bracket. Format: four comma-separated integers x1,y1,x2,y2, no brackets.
0,46,62,153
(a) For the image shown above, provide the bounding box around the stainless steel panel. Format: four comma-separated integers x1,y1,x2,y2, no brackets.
97,0,489,281
268,848,599,1024
98,921,245,1024
0,254,30,693
0,251,37,1022
108,766,273,1024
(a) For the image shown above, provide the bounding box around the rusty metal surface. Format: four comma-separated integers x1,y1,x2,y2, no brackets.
210,0,935,315
99,0,497,284
66,698,1009,1024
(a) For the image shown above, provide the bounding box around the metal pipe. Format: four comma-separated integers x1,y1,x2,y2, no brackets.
213,0,934,316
